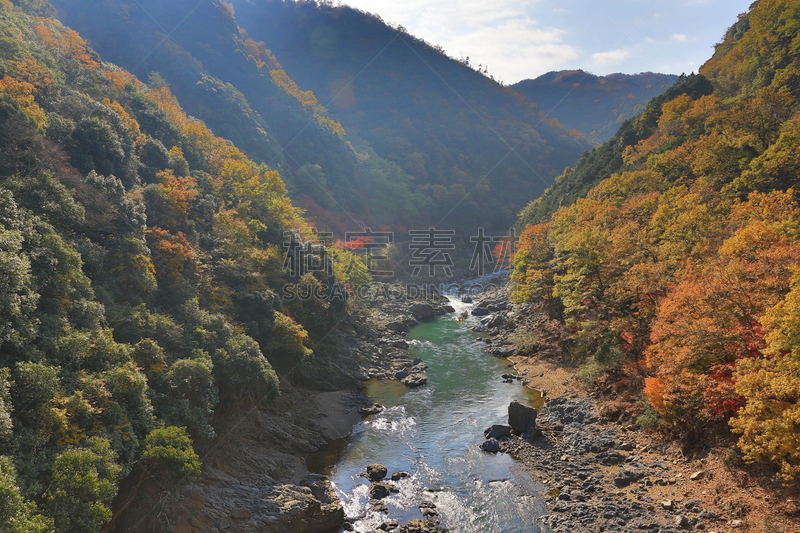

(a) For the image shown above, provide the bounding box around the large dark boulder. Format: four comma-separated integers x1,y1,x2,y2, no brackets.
484,425,512,439
480,438,500,453
508,400,537,435
369,481,398,499
410,302,436,319
366,463,388,481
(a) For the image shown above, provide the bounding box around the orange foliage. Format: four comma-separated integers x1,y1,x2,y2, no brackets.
146,228,199,284
0,75,46,127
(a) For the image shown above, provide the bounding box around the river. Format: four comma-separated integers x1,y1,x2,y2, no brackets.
307,295,547,532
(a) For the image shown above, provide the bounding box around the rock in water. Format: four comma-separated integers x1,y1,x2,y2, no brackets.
369,481,399,499
359,404,384,415
402,374,428,387
366,463,388,481
484,425,512,439
398,518,448,533
480,438,501,453
410,302,436,319
508,400,537,435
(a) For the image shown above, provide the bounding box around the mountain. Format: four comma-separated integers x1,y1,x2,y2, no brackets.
48,0,434,233
223,0,590,232
511,70,678,144
512,0,800,478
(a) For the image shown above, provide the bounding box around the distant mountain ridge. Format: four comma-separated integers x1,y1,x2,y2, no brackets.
227,0,589,232
512,70,678,144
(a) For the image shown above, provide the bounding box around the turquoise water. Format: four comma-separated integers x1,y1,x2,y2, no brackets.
309,296,546,532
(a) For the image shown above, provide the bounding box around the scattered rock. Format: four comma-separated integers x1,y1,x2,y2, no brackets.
613,468,646,487
391,471,410,481
675,515,690,528
690,470,705,481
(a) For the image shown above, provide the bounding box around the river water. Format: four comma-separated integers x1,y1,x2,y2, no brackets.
308,296,547,532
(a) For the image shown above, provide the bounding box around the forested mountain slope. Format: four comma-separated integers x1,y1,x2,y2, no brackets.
0,1,365,529
224,0,590,231
512,70,678,144
512,0,800,479
50,0,430,232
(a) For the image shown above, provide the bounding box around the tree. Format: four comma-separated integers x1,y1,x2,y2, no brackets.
731,270,800,479
0,455,53,533
43,437,121,533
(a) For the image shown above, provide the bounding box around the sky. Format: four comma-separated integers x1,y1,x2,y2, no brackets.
338,0,754,84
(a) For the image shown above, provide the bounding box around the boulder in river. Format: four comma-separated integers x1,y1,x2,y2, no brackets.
391,471,410,481
461,295,473,303
366,463,388,481
402,373,428,387
398,518,448,533
395,370,410,380
359,404,385,416
484,425,512,439
410,302,436,319
369,481,399,499
480,438,501,453
508,400,537,435
471,307,490,316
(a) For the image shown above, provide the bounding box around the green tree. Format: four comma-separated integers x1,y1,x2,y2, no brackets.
43,437,121,533
0,455,53,533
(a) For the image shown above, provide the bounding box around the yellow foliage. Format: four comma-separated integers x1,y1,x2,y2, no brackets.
732,270,800,479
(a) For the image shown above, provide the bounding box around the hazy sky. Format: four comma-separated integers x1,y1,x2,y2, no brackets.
339,0,754,84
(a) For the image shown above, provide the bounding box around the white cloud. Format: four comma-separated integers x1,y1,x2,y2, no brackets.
343,0,578,83
671,33,688,42
591,48,632,65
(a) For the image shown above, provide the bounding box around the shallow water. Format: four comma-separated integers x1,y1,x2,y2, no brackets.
307,296,546,532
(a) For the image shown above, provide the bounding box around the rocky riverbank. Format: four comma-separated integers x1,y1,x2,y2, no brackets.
162,284,456,533
469,282,800,533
